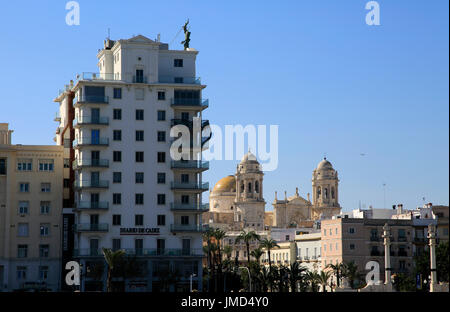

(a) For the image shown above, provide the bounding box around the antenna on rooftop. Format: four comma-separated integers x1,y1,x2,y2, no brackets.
107,28,110,40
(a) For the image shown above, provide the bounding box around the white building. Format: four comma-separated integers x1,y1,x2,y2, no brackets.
55,35,210,292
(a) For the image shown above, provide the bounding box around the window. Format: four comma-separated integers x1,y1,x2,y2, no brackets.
157,172,166,184
136,109,144,120
113,109,122,120
135,88,144,100
39,159,54,171
323,229,326,236
19,183,30,193
113,88,122,99
349,228,355,234
0,159,6,175
18,223,29,237
39,245,49,258
40,224,50,236
40,202,50,215
39,266,49,280
157,131,166,142
181,174,189,183
17,159,32,171
64,179,70,188
181,216,189,225
157,110,166,121
158,91,165,100
17,266,27,280
135,172,144,184
136,130,144,141
350,244,355,250
113,172,122,183
174,59,183,67
135,215,144,226
113,130,122,141
41,183,51,193
157,194,166,205
181,195,189,204
112,239,121,251
181,112,190,120
135,193,144,205
18,245,28,258
113,151,122,162
335,228,338,235
174,77,184,83
113,193,122,205
157,215,166,226
135,239,144,255
113,214,121,226
157,152,165,163
18,201,29,214
135,151,144,162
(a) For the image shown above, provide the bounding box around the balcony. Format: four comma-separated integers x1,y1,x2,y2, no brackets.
370,250,381,256
171,182,209,191
170,203,209,212
75,223,109,232
123,248,203,257
73,95,109,106
133,75,148,83
159,76,201,85
74,116,109,127
75,72,120,83
73,137,109,148
171,119,210,129
170,98,209,109
75,201,109,210
72,159,109,170
398,237,408,242
398,251,408,257
370,236,380,242
414,237,427,243
170,224,206,233
74,180,109,189
171,160,209,171
73,248,103,257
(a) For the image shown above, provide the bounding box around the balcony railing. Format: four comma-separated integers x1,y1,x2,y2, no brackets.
171,182,209,191
398,237,408,242
171,119,210,128
133,76,148,83
76,201,109,210
170,203,209,212
73,137,109,147
370,236,380,242
75,72,120,82
74,248,203,257
414,237,427,243
159,76,201,85
170,224,206,233
75,223,109,232
170,98,209,108
74,180,109,189
74,95,109,105
171,160,209,170
74,116,109,126
72,159,109,169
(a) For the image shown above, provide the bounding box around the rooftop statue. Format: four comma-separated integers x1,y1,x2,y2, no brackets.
181,19,191,50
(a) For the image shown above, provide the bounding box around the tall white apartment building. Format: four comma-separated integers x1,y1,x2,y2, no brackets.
55,35,210,292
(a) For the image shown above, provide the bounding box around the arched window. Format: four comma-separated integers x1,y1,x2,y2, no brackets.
240,182,244,192
248,182,252,193
255,181,259,193
317,186,321,198
324,188,328,199
331,187,335,199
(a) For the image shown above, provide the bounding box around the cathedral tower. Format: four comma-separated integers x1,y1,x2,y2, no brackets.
311,158,341,219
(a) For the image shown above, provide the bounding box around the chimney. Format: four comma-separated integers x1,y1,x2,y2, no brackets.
307,193,310,202
397,204,403,214
0,123,13,145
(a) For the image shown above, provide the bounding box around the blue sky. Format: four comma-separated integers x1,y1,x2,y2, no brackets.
0,0,448,211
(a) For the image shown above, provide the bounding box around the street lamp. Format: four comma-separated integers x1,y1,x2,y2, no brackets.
239,267,252,292
190,273,197,292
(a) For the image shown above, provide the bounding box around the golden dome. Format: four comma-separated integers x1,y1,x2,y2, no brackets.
212,175,236,193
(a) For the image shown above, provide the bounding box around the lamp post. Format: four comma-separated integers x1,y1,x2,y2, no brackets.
190,273,197,292
239,267,252,292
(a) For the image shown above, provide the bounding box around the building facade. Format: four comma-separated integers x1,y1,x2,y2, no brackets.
54,35,210,291
0,123,64,291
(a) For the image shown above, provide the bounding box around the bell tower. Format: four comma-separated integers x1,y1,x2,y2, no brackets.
311,157,341,219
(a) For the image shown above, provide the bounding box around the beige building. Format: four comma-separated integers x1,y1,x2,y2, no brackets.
432,205,449,244
0,123,64,291
272,158,341,228
321,217,414,282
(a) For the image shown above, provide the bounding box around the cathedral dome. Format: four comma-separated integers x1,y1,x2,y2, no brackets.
240,151,258,164
317,158,333,170
212,175,236,193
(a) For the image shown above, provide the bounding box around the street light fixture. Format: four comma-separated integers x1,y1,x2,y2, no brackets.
190,273,197,292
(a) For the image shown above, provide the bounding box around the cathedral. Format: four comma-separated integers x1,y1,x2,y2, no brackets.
204,153,342,230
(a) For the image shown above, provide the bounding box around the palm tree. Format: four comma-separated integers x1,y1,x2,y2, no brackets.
259,238,280,272
213,228,227,267
326,262,345,288
318,271,331,292
102,248,125,292
202,227,216,271
250,248,264,264
235,230,261,265
342,261,359,289
288,262,308,292
305,271,320,292
223,245,233,260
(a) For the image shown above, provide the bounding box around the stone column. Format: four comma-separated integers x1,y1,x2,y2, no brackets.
382,223,392,285
428,224,437,292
